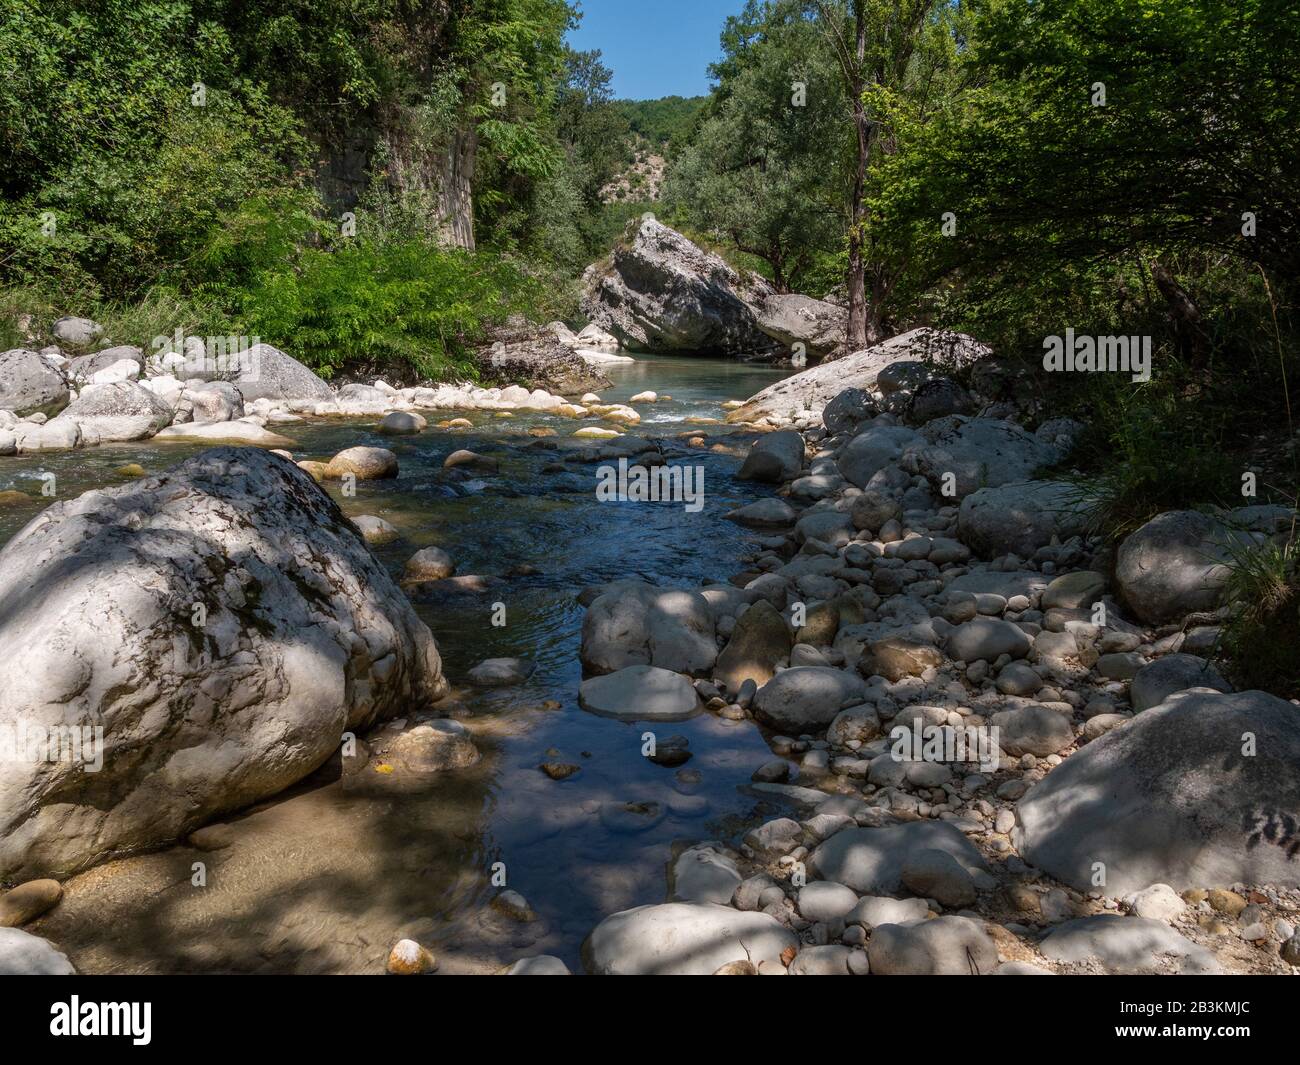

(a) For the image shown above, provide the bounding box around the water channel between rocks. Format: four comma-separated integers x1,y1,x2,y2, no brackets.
2,353,803,974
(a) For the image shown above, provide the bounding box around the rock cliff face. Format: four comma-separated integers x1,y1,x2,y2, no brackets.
0,447,446,880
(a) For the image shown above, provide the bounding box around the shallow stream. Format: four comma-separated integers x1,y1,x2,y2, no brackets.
4,354,801,974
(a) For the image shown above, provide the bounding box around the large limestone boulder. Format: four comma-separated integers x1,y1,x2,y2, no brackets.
575,322,621,352
0,349,69,417
479,318,611,395
581,218,775,356
1115,510,1253,624
946,617,1032,662
957,481,1090,559
867,916,999,976
51,316,102,348
582,902,797,975
726,328,989,424
58,381,173,442
670,844,743,904
154,421,294,448
1130,653,1231,711
178,342,334,408
1039,915,1221,974
753,293,845,359
1015,689,1300,895
12,419,81,453
822,388,880,434
178,381,244,425
0,448,446,880
580,581,717,676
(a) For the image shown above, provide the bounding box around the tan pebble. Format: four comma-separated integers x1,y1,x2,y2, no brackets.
0,879,63,927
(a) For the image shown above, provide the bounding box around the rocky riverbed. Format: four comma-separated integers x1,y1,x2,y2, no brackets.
2,311,1299,977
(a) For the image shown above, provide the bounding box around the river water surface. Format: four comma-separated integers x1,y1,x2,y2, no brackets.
5,354,802,974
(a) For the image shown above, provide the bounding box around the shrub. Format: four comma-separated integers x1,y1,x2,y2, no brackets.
1062,381,1240,544
1219,525,1300,698
236,239,558,383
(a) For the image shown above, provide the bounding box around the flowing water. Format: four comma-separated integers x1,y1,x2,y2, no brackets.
4,354,812,974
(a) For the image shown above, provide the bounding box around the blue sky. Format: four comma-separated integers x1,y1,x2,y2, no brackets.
568,0,748,100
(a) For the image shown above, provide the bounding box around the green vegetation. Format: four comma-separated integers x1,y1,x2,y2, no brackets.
0,0,632,379
665,0,1296,495
613,96,707,155
1221,528,1300,697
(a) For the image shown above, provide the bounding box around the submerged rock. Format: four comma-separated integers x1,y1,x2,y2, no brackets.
403,546,455,582
578,665,701,721
467,657,536,687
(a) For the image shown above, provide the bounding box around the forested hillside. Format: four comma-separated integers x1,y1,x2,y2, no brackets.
660,0,1298,550
614,95,707,154
0,0,647,376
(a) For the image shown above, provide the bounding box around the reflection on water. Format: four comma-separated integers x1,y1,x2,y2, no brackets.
7,355,802,974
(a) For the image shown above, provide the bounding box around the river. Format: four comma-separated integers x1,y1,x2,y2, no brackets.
6,354,803,974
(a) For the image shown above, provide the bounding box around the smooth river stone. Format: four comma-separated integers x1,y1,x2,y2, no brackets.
578,665,701,721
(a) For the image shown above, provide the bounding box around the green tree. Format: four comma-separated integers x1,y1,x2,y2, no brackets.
876,0,1300,348
807,0,952,344
664,4,844,291
666,0,961,327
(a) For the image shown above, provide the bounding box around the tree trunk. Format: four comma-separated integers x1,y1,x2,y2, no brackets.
865,269,888,343
1151,261,1207,373
845,2,870,350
